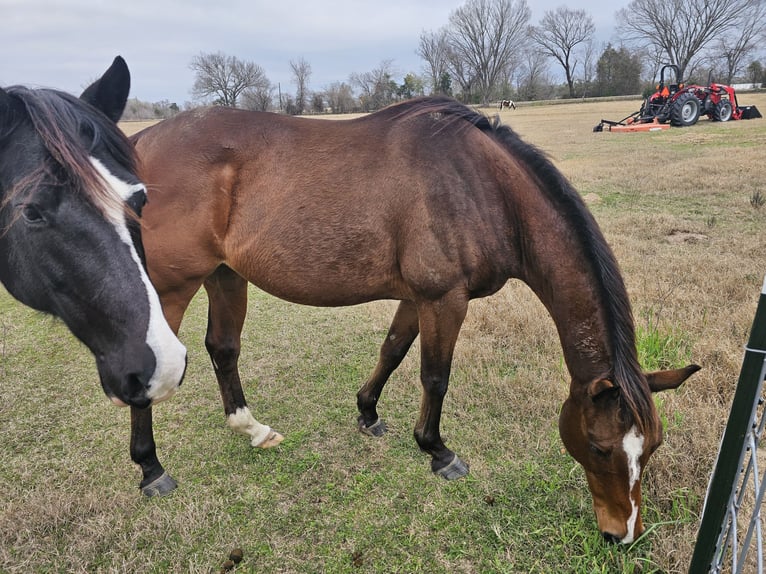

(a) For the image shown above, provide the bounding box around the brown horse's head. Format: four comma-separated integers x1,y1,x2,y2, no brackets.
558,364,700,543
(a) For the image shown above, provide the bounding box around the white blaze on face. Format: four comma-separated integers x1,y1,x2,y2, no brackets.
90,158,187,403
621,425,645,544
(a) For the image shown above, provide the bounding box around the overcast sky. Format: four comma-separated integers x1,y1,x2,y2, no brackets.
2,0,631,104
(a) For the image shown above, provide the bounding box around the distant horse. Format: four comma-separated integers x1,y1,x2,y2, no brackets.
131,97,698,543
0,57,187,488
500,99,516,110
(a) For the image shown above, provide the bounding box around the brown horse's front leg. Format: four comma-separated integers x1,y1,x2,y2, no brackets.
204,266,282,448
357,300,419,436
413,293,470,480
130,406,177,496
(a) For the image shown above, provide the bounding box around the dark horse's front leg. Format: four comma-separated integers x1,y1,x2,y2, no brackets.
130,406,177,496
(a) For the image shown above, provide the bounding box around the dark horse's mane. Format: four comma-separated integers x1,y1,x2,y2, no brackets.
390,96,652,432
1,86,136,215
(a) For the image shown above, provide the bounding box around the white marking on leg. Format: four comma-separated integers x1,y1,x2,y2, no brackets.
90,158,187,403
621,425,644,544
227,406,275,447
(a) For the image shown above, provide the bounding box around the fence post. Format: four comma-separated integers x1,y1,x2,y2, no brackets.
689,275,766,573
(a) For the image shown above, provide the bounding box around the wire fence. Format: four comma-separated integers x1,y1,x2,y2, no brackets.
689,274,766,573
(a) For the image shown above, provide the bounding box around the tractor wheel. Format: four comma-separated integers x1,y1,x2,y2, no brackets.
713,100,733,122
670,92,701,126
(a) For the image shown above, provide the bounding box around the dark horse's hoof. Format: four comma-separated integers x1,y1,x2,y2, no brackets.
141,472,178,497
358,417,387,437
434,455,469,480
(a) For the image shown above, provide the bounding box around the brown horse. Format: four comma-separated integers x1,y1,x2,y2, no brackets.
130,97,699,543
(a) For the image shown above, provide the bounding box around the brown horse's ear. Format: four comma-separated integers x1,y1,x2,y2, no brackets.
588,378,620,401
646,364,701,392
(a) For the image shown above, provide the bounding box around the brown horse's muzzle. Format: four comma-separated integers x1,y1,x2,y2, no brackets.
588,472,644,544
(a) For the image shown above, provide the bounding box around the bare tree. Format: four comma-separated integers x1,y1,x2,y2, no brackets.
290,57,312,115
311,93,324,113
350,60,398,111
529,7,595,98
516,48,552,101
240,84,274,112
398,73,426,99
580,39,597,97
324,81,357,114
418,29,451,94
616,0,763,81
710,1,766,84
190,52,269,107
444,0,531,104
747,60,764,85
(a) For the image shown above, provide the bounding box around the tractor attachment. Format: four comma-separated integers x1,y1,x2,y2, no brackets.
593,114,670,132
739,105,762,120
594,64,761,132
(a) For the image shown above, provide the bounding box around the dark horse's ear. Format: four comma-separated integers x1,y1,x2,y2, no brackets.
0,88,18,131
646,364,701,393
80,56,130,123
0,87,11,122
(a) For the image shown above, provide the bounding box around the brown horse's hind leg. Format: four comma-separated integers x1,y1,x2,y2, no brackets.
414,292,470,480
204,265,283,448
357,300,419,436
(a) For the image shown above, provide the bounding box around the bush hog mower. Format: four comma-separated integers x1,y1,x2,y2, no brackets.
594,64,761,132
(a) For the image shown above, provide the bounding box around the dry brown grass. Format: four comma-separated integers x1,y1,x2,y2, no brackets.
495,94,766,571
366,94,766,571
119,119,161,136
2,94,765,573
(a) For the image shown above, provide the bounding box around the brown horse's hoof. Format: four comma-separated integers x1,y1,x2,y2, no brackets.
256,429,284,448
141,472,178,497
434,455,469,480
358,417,387,437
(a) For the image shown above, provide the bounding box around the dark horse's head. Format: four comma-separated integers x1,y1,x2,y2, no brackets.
0,57,186,408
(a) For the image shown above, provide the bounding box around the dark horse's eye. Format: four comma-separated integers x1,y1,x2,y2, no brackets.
21,204,45,225
126,190,147,216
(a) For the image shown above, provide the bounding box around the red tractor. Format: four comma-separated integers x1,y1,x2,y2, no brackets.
594,64,761,132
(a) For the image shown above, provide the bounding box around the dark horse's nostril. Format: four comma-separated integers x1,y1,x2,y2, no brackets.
602,532,621,544
126,373,151,408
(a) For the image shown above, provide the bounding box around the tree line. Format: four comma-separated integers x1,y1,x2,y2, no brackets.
126,0,766,119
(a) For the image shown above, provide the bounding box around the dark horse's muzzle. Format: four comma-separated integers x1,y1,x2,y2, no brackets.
97,342,187,408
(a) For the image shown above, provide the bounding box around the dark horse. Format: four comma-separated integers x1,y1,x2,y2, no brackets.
0,57,187,486
500,99,516,110
131,98,698,543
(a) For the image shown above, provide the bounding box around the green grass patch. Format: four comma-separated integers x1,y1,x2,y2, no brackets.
4,94,766,572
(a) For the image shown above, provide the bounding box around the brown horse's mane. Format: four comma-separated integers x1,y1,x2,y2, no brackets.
389,96,652,432
2,86,135,216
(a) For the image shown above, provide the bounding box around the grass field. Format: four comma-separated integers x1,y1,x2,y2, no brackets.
2,94,766,573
